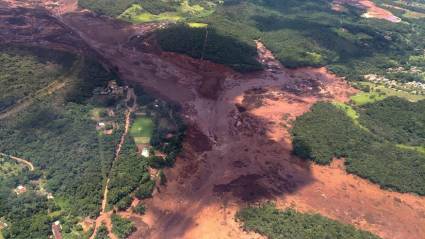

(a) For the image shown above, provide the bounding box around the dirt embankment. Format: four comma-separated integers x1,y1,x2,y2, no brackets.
332,0,401,22
1,1,425,239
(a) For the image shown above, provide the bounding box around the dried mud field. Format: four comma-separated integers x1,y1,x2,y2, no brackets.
1,1,424,239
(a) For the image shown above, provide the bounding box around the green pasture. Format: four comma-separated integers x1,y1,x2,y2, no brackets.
130,117,154,144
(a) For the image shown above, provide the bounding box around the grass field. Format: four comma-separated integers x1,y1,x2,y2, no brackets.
119,1,215,24
188,22,208,28
332,102,368,131
351,82,425,105
397,144,425,154
130,116,154,144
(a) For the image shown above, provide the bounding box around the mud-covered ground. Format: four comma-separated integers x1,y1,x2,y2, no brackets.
1,1,424,239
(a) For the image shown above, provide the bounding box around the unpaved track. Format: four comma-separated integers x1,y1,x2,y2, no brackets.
1,1,425,239
91,89,135,239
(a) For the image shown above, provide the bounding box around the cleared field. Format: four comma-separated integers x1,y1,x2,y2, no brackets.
351,82,425,105
187,22,208,28
130,116,154,144
397,144,425,154
120,5,182,23
332,102,368,131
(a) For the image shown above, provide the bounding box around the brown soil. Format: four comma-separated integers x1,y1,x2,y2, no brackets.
332,0,401,22
1,2,425,239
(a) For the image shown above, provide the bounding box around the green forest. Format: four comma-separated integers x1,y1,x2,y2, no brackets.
79,0,425,83
107,136,153,210
111,214,136,239
237,203,380,239
292,98,425,195
0,45,75,112
0,45,124,238
0,43,187,238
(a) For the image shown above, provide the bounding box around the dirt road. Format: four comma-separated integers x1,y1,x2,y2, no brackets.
0,153,34,171
90,89,136,239
1,1,425,239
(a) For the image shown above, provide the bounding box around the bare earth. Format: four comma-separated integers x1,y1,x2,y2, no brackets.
0,1,424,239
332,0,401,22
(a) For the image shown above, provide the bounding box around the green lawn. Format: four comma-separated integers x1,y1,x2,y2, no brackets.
351,82,425,106
397,144,425,154
130,117,154,144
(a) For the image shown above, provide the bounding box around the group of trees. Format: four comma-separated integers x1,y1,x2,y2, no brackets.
94,223,110,239
0,185,51,239
79,0,425,82
133,85,186,168
156,24,262,72
78,0,139,16
292,97,425,195
107,84,188,211
111,214,136,239
0,45,75,112
107,136,154,210
0,44,128,238
237,203,380,239
154,0,425,80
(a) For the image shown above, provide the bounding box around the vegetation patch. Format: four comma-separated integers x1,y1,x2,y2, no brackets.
133,85,186,168
107,136,151,211
156,24,262,72
292,98,425,195
94,223,110,239
130,116,154,144
0,45,75,112
237,203,380,239
351,82,425,105
332,102,367,131
0,45,128,239
0,156,23,179
111,214,135,239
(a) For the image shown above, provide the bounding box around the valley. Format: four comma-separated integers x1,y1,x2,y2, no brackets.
0,1,424,239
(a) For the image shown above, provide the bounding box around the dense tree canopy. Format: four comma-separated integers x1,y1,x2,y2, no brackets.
237,203,381,239
292,98,425,195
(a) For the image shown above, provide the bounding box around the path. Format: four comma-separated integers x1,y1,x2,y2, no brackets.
0,152,34,171
90,90,136,239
